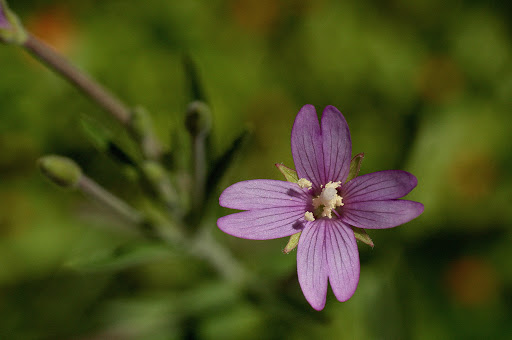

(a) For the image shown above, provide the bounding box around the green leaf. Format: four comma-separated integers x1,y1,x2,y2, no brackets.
275,163,299,183
80,116,138,166
283,232,301,254
80,116,110,150
205,129,249,202
346,153,365,183
65,243,172,273
352,227,374,248
183,54,207,103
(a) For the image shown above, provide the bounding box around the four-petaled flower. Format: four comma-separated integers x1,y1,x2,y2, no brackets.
218,105,424,310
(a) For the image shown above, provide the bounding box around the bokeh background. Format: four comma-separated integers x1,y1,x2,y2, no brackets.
1,0,511,339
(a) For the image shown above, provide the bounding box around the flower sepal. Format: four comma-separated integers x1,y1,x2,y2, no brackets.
352,227,374,248
275,163,299,183
0,0,28,45
282,232,301,254
275,163,302,251
346,153,364,183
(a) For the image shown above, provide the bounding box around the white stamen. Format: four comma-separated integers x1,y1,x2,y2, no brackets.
297,178,312,190
312,181,344,218
304,211,315,221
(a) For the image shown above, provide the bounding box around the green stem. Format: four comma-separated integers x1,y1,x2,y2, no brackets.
190,225,249,285
78,175,144,225
192,134,207,205
23,34,132,126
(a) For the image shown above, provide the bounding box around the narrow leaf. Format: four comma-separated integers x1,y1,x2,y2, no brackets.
65,243,172,273
205,129,249,202
352,226,374,248
346,153,365,183
275,163,299,183
183,54,207,103
80,116,139,166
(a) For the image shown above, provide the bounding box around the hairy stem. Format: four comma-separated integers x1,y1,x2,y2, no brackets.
192,134,207,205
78,175,144,225
23,34,132,126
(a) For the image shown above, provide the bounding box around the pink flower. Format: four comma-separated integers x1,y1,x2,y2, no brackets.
218,105,424,310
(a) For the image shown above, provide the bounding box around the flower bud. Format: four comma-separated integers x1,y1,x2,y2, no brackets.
38,155,82,188
0,0,27,44
185,101,211,138
130,106,162,160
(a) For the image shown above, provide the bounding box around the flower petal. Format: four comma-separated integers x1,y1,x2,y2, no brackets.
217,207,307,240
291,105,325,190
297,221,328,310
325,220,360,302
341,200,424,229
321,106,352,183
219,179,310,210
342,170,418,203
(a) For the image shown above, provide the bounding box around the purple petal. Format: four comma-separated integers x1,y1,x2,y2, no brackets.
321,106,352,183
325,220,360,302
342,170,418,203
341,200,424,229
217,207,307,240
291,105,325,190
297,221,328,310
219,179,310,210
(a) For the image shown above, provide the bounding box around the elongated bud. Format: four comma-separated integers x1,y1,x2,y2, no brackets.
38,155,82,188
185,101,211,138
142,160,177,206
0,0,27,44
131,106,162,160
142,160,166,184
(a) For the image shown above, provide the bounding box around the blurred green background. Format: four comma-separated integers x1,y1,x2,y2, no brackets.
1,0,511,339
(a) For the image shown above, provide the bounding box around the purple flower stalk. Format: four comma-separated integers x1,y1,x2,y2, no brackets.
218,105,424,310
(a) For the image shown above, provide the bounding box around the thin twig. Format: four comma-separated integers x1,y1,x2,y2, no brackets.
78,175,144,225
23,34,132,126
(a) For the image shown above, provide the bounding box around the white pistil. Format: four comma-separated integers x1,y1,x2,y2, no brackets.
297,178,313,190
312,181,344,218
304,211,315,221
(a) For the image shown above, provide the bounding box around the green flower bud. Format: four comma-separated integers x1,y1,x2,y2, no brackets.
0,0,28,45
142,160,166,182
38,155,82,188
185,101,211,138
130,106,162,160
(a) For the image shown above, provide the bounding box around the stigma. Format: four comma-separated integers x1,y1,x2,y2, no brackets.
312,181,344,218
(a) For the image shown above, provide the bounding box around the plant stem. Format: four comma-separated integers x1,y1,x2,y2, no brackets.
192,134,207,205
190,225,249,285
23,34,132,126
78,175,144,225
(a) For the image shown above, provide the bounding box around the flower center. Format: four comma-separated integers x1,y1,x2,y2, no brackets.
298,179,344,221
